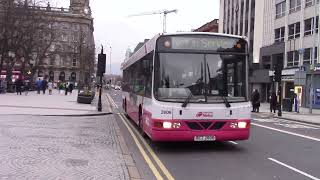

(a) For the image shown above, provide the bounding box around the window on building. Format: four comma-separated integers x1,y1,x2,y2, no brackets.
290,0,302,13
304,16,319,36
303,47,318,64
276,1,286,18
303,48,311,64
275,27,285,42
305,0,320,7
306,0,313,7
288,22,300,39
287,51,300,67
72,58,77,67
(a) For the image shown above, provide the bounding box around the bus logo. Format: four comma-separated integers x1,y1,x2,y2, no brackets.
196,112,213,118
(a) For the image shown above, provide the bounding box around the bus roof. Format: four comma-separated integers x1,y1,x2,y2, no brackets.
121,32,247,70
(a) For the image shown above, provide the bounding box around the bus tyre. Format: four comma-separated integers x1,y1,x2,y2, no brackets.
138,110,147,137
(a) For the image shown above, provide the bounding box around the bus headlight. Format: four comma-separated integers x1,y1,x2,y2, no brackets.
163,122,172,129
230,122,247,129
238,122,247,129
172,122,181,129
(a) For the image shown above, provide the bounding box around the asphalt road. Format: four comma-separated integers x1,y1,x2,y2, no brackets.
107,89,320,180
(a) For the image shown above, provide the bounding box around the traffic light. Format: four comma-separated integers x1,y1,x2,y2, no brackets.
97,49,106,77
274,65,282,82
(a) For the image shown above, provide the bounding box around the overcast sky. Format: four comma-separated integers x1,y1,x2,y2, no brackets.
53,0,220,75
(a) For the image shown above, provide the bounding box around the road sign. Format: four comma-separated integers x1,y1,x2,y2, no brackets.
298,48,305,55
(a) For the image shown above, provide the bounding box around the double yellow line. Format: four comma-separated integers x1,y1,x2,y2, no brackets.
106,94,174,180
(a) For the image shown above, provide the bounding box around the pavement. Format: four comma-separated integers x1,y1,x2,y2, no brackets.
0,89,141,179
0,90,111,116
253,103,320,125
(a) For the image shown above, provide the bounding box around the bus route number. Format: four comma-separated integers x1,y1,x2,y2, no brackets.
161,110,171,115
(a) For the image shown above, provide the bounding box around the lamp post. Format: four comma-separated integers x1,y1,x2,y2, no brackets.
109,46,112,76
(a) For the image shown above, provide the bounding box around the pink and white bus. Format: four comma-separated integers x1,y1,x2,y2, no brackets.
121,33,251,142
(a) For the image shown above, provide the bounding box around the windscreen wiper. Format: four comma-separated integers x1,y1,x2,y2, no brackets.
182,92,193,108
222,96,231,108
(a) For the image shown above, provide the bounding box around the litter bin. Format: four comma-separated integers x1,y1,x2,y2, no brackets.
282,98,293,112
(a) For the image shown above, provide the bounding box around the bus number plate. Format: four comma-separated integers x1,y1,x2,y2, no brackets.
194,136,216,141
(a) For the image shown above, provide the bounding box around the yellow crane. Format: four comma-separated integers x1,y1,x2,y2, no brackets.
128,9,178,33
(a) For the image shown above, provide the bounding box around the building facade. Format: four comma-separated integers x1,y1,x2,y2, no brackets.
260,0,320,109
219,0,272,102
0,0,94,85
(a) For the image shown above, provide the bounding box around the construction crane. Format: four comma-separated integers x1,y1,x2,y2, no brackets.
128,9,178,33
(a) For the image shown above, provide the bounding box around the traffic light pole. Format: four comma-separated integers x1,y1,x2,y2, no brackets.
98,76,102,112
97,45,106,112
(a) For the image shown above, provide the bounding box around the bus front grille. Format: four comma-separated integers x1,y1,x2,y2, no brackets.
210,122,226,130
185,122,203,130
185,121,226,130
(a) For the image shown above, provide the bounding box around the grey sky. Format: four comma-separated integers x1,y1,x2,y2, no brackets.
54,0,220,75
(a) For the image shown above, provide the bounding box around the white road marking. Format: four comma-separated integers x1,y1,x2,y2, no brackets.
252,123,320,142
228,141,238,145
253,118,320,129
253,118,279,123
274,123,319,130
274,118,320,129
268,158,320,180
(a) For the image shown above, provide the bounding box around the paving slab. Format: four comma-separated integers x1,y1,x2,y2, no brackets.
0,90,111,116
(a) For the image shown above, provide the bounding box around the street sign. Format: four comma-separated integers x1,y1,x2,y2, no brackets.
298,48,305,55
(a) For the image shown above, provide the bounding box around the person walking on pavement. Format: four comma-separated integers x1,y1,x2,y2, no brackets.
36,78,42,94
15,77,23,95
42,79,48,94
24,81,30,96
48,81,53,95
251,89,261,112
69,83,74,94
270,92,277,113
64,82,68,95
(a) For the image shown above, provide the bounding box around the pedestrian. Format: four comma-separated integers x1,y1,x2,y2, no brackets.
251,89,260,112
36,78,42,94
269,92,277,113
24,81,30,96
69,83,74,94
48,81,53,95
58,82,62,94
64,82,68,95
42,79,48,94
15,77,23,95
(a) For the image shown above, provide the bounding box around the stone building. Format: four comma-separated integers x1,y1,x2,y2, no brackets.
0,0,95,85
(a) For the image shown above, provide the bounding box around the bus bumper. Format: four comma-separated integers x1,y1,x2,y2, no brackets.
150,120,250,142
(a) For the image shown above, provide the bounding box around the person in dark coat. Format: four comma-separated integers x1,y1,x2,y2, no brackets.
36,78,42,94
68,83,74,94
24,81,30,95
15,78,23,95
251,89,260,112
64,82,68,95
270,92,277,113
42,79,48,94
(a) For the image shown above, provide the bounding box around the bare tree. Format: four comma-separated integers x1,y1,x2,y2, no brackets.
72,28,95,90
0,0,57,87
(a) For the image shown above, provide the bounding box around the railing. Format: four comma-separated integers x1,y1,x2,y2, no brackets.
14,4,71,14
